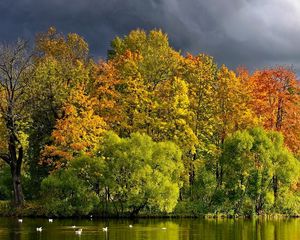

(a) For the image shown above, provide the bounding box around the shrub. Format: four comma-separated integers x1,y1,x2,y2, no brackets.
40,169,99,217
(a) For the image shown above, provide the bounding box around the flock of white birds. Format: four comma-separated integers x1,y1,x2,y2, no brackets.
16,218,167,235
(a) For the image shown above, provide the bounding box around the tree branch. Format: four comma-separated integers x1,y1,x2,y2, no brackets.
0,153,10,165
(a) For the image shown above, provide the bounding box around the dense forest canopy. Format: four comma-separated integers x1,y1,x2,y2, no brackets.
0,27,299,217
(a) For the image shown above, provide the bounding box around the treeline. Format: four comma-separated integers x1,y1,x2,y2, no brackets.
0,27,299,217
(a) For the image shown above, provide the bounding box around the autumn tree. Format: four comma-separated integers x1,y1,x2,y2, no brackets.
182,54,218,187
41,85,107,169
0,40,33,206
35,26,89,62
153,76,198,185
248,66,300,153
28,27,93,188
212,65,257,185
107,29,184,136
104,29,198,189
91,60,123,130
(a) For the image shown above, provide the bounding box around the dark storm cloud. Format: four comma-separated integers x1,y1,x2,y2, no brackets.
1,0,300,72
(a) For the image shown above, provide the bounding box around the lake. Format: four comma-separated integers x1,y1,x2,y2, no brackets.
0,217,299,240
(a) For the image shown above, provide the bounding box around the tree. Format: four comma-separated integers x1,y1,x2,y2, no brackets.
248,66,300,153
182,53,218,189
92,60,122,128
183,53,218,149
267,131,300,208
40,154,104,217
41,85,107,169
35,26,89,62
153,76,198,186
40,168,99,217
0,40,33,206
106,29,184,137
221,128,299,215
103,30,197,189
68,155,105,196
99,132,184,216
213,65,257,185
28,27,93,189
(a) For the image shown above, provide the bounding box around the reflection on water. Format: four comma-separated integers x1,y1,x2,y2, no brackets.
0,217,299,240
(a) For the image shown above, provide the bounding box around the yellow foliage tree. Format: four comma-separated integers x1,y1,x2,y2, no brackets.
41,85,106,169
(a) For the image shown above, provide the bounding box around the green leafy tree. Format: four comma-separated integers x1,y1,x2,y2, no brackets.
221,128,300,215
99,132,184,216
40,168,99,217
68,155,105,196
40,154,104,217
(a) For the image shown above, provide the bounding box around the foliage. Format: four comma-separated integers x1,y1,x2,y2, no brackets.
41,158,101,216
0,27,299,217
247,67,300,153
28,27,94,190
41,85,107,169
220,128,300,215
99,132,184,215
0,165,11,200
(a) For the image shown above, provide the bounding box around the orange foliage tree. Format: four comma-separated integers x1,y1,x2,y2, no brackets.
41,85,107,169
91,60,124,130
247,66,300,153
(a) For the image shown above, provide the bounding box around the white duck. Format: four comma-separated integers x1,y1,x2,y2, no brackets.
36,227,43,232
75,228,83,235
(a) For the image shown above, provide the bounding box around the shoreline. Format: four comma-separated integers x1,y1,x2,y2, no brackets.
1,200,299,219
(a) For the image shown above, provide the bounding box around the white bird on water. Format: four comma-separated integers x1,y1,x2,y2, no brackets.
48,219,53,223
36,227,42,232
129,225,133,228
72,225,76,229
18,219,23,223
75,228,83,235
161,227,167,230
102,227,108,232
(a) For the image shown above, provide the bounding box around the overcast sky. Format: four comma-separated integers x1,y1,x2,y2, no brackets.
1,0,300,73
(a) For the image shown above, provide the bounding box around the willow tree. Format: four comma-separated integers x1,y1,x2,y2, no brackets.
0,40,33,206
221,128,299,214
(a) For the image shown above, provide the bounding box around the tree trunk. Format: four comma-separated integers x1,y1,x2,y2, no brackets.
276,98,284,131
272,175,278,205
9,134,24,207
216,162,223,187
130,202,147,218
189,155,195,186
11,165,24,207
0,40,31,208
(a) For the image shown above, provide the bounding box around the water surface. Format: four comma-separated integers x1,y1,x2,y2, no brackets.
0,217,299,240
